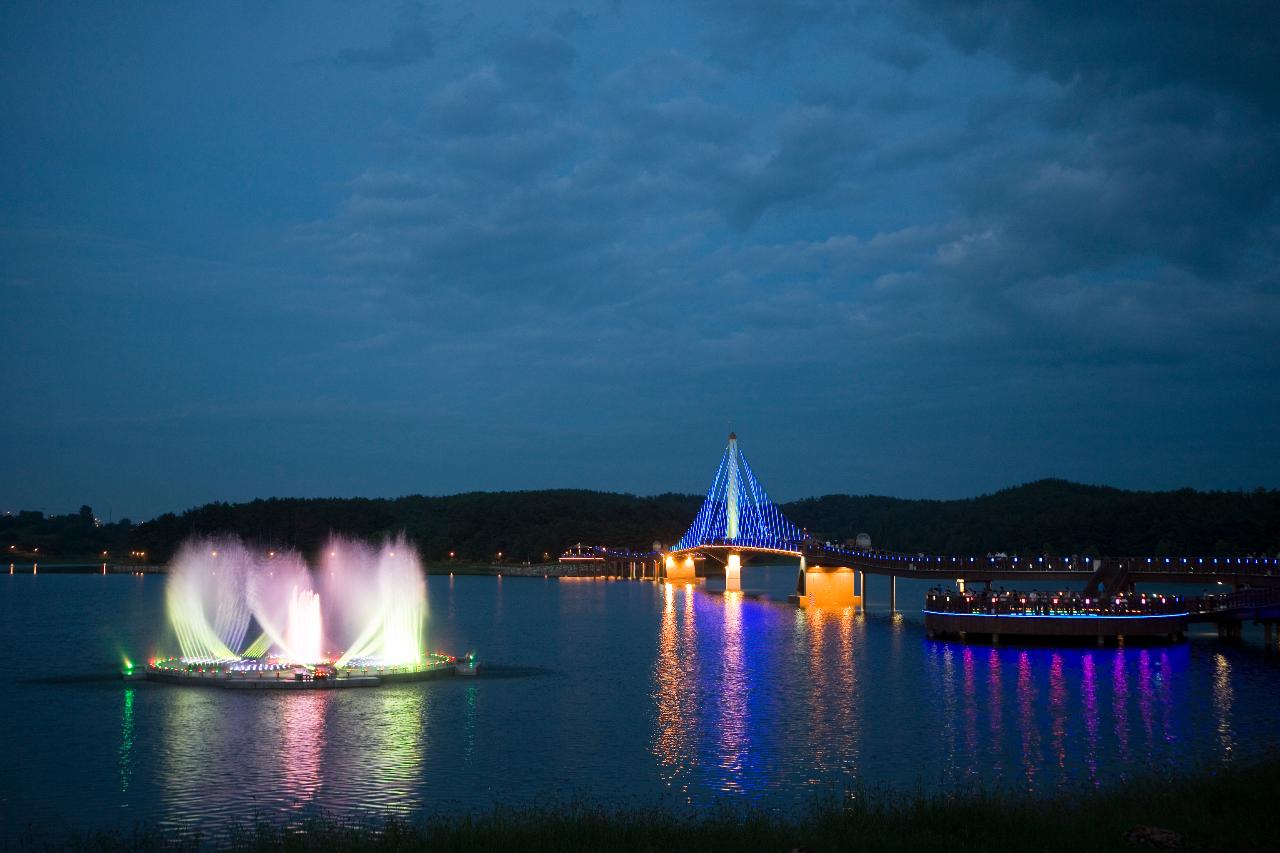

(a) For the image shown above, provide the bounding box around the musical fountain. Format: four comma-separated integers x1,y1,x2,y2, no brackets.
129,534,469,689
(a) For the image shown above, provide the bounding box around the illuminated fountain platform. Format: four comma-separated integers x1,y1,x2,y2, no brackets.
135,653,467,689
126,534,474,690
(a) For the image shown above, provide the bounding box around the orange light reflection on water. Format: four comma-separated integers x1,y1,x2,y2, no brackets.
803,606,859,783
653,582,698,800
1213,652,1234,758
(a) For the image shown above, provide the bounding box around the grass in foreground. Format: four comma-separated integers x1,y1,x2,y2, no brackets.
23,759,1280,853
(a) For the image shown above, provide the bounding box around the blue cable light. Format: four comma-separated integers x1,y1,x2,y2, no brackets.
673,437,805,552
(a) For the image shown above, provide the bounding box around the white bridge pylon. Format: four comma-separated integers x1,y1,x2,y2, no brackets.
663,433,863,608
670,433,805,554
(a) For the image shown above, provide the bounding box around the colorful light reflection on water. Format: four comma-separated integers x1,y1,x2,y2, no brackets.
2,568,1277,839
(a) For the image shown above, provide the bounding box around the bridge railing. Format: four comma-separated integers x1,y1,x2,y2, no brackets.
810,546,1280,577
663,536,1278,579
1203,587,1280,614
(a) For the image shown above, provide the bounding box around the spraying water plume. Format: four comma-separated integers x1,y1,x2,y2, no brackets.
165,538,254,661
323,534,427,667
163,533,429,668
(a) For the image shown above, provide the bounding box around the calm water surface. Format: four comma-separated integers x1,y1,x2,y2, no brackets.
2,568,1278,837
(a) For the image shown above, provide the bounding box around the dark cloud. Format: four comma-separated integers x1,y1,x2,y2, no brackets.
552,8,597,35
867,37,929,72
428,32,576,135
786,0,1280,379
323,2,437,70
327,26,435,70
3,1,1278,517
903,1,1280,110
721,105,865,229
699,0,856,63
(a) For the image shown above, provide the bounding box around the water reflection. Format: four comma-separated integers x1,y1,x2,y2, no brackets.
803,607,859,784
1112,653,1130,765
1213,653,1234,757
464,684,478,766
1082,654,1099,783
159,690,229,828
836,607,857,779
13,572,1280,835
932,643,958,776
1017,651,1041,785
653,583,699,799
717,591,748,791
708,571,1267,801
280,694,328,812
155,683,430,826
1137,650,1155,753
962,646,978,763
119,688,135,794
1048,654,1066,770
987,649,1004,776
1156,650,1174,747
355,688,427,814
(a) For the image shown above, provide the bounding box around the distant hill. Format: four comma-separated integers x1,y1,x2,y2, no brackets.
787,479,1280,558
126,491,704,563
3,480,1277,563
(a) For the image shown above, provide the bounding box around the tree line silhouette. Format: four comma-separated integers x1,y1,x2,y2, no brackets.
3,479,1277,563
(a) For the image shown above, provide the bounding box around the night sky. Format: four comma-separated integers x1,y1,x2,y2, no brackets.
3,2,1278,520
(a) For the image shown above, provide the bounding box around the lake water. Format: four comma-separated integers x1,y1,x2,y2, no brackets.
3,567,1279,839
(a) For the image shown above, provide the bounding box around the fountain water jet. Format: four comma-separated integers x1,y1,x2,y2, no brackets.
325,534,427,668
165,538,253,662
286,587,323,665
141,533,457,689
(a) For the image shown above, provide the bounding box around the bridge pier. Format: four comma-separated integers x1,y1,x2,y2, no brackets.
725,553,742,592
795,565,861,609
889,574,896,612
663,554,699,584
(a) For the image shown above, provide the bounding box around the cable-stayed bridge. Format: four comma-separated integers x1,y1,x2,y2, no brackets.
655,433,1280,609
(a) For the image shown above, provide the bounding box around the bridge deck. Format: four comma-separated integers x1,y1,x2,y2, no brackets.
668,541,1280,587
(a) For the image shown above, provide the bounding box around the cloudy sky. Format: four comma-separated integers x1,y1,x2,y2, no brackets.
2,2,1278,519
